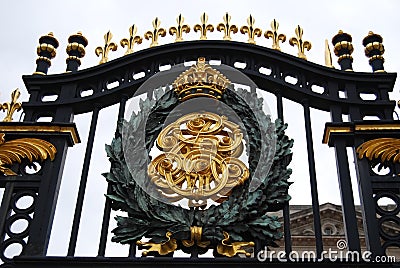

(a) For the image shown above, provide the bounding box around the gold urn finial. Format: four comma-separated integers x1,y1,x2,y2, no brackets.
217,13,238,41
2,88,22,122
172,57,231,101
264,19,286,51
95,31,118,64
194,13,214,40
289,25,312,60
120,24,143,55
169,14,190,42
240,15,262,44
144,17,166,47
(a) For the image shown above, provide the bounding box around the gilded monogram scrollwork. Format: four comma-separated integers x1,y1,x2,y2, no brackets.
148,112,249,206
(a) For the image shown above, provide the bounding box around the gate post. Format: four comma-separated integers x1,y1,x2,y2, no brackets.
324,122,400,257
0,123,79,263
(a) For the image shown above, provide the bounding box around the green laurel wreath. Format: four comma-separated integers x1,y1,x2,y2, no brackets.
103,87,293,252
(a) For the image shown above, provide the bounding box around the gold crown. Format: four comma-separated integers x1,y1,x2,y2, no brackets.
173,57,231,101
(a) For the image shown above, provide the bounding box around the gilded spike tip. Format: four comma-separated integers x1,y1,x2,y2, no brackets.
264,19,286,51
169,14,190,42
325,39,334,68
289,25,312,60
194,13,214,40
95,31,118,64
144,17,167,47
120,24,143,55
357,138,400,163
240,15,262,44
217,13,238,41
2,89,22,122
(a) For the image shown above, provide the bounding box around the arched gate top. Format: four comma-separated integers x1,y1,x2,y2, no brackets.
23,40,396,116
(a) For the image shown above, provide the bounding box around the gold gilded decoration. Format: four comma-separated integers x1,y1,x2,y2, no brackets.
173,57,231,101
144,17,166,47
95,31,118,64
36,32,58,59
148,112,249,206
217,231,254,257
289,25,312,60
169,14,190,42
325,39,334,68
182,226,210,248
217,13,238,41
120,24,143,55
2,89,22,122
240,15,262,44
194,13,214,40
264,19,286,51
136,231,177,256
0,133,57,176
0,125,80,145
356,138,400,163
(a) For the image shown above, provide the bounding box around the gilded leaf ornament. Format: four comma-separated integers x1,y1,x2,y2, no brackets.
194,13,214,40
136,231,177,256
2,88,22,122
216,231,255,257
169,14,190,42
240,15,262,44
144,17,166,47
0,133,57,176
95,31,118,64
120,24,142,55
356,138,400,163
216,13,238,41
289,25,312,60
264,19,286,51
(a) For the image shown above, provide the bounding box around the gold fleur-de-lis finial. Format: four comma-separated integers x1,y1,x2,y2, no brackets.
240,15,262,44
194,13,214,40
264,19,286,51
289,25,312,60
95,31,118,64
120,24,143,55
169,14,190,42
2,89,22,122
217,13,238,41
144,17,166,47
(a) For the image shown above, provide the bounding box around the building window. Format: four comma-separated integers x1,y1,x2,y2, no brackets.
322,224,337,235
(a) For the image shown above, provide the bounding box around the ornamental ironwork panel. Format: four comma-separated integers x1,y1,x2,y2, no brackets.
0,13,398,267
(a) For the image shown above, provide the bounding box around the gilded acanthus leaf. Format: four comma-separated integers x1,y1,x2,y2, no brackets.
356,138,400,163
0,133,56,175
0,133,56,176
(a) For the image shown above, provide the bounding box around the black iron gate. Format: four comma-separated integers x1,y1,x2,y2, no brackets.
0,29,398,267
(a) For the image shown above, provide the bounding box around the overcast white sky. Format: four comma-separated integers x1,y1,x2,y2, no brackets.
0,0,399,258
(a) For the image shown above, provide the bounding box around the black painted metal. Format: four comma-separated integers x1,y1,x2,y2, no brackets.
275,93,292,256
68,106,100,256
0,123,78,265
302,101,323,257
1,40,398,267
98,97,127,257
333,140,361,252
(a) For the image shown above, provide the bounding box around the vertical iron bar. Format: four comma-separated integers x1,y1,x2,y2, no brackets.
302,100,323,257
334,140,361,252
98,97,128,257
68,105,101,256
353,141,383,256
0,183,13,243
276,93,292,256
